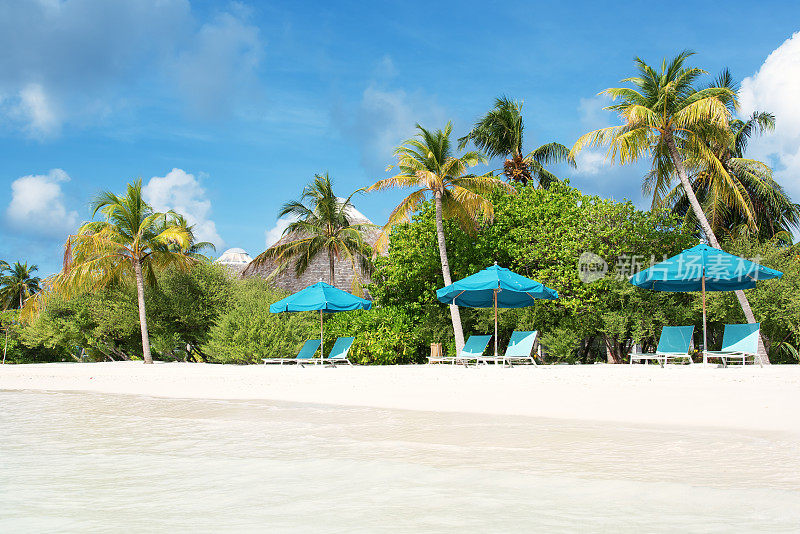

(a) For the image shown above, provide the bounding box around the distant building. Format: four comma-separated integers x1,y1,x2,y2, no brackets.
214,247,253,276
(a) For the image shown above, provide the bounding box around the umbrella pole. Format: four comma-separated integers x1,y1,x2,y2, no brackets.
702,272,707,365
320,310,324,365
494,289,498,358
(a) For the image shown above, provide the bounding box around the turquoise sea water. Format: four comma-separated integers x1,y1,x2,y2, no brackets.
1,390,799,533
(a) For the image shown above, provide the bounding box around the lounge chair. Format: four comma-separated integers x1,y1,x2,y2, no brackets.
478,331,539,366
321,337,355,366
629,326,694,367
705,323,761,367
453,335,492,366
262,339,320,365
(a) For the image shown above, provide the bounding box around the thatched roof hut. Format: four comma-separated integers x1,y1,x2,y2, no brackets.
243,205,382,294
214,247,253,276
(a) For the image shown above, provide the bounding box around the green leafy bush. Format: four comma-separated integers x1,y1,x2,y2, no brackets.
540,327,582,363
203,278,317,364
324,307,423,364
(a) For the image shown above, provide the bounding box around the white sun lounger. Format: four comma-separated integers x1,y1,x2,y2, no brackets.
476,331,539,366
629,326,694,367
705,323,761,367
262,339,321,365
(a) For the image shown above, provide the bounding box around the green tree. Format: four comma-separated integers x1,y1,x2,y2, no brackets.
1,309,20,364
368,122,512,352
459,96,575,187
56,180,196,364
0,262,41,310
147,263,232,359
247,173,373,295
663,105,799,242
203,278,317,363
21,286,142,362
21,264,233,363
571,50,768,361
171,213,217,259
370,182,696,362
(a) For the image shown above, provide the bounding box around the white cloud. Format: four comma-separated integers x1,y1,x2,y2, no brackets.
578,94,613,130
572,95,613,175
337,82,446,174
373,55,398,80
5,168,79,238
0,1,266,136
264,216,297,248
172,11,265,118
16,84,60,137
143,168,224,248
573,149,609,176
739,31,800,199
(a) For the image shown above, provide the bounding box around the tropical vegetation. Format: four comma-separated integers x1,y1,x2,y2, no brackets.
664,105,800,243
53,180,199,364
367,122,512,352
569,50,778,361
0,262,41,310
246,173,373,296
459,96,576,187
6,50,799,366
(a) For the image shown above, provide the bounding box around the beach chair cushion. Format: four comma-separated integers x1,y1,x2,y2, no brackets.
263,339,320,363
295,339,322,359
325,337,355,361
655,326,694,354
719,323,760,354
459,335,492,358
504,331,537,358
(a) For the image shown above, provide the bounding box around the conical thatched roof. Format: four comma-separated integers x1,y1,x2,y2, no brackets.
214,247,253,276
243,205,382,294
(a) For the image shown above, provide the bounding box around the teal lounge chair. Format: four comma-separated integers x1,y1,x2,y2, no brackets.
706,323,761,367
478,331,539,366
629,326,694,367
262,339,320,365
321,337,355,366
453,335,492,366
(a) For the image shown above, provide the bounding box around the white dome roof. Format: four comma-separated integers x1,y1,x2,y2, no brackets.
216,248,252,265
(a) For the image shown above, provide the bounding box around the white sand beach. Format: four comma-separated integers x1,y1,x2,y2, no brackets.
2,361,799,435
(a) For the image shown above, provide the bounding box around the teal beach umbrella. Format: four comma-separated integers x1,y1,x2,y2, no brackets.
629,244,782,363
270,281,372,361
436,263,558,357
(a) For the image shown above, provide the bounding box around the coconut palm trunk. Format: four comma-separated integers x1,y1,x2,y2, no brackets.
133,258,153,364
665,133,767,364
329,251,335,287
434,191,465,353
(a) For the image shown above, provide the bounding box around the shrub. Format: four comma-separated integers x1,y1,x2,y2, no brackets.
324,307,423,364
203,278,317,364
540,326,582,363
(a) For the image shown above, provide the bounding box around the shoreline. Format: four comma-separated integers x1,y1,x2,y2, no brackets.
2,361,800,435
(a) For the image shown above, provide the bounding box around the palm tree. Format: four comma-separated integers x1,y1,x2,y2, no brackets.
0,262,41,310
368,122,512,353
171,214,217,259
57,180,195,364
661,105,799,242
571,51,768,362
246,173,374,295
458,96,576,187
0,260,8,273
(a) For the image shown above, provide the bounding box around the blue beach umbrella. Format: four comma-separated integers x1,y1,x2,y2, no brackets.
270,281,371,361
629,244,782,363
436,263,558,356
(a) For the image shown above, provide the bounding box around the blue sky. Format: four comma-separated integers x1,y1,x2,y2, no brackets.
2,0,800,275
